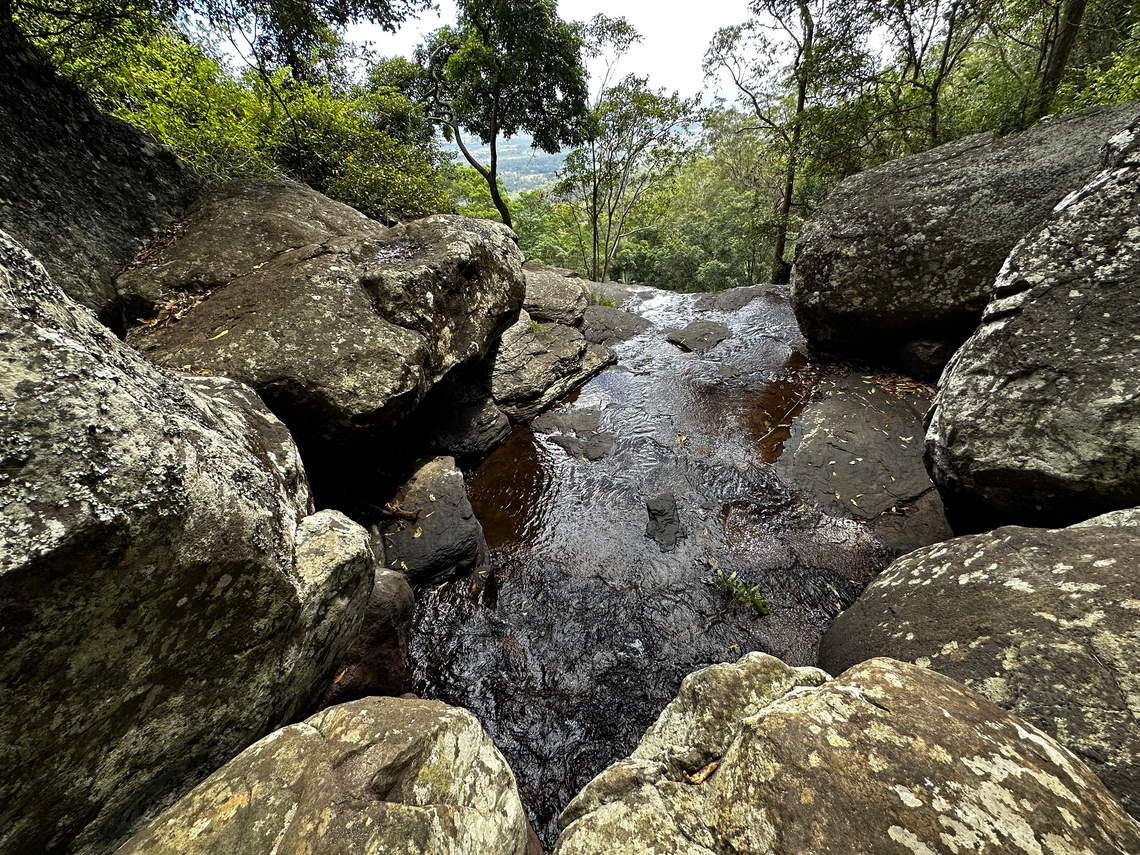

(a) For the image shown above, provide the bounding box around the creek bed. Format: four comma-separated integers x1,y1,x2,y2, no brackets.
410,286,926,845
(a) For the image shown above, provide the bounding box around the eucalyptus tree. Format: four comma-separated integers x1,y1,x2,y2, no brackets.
555,74,698,282
414,0,591,228
705,0,871,282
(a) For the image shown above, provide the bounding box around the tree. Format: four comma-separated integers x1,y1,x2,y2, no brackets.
706,0,870,282
555,75,698,282
415,0,591,228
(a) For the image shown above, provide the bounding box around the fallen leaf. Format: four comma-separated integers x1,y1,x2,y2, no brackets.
208,329,229,341
429,493,436,501
333,668,347,684
685,761,719,785
413,527,422,538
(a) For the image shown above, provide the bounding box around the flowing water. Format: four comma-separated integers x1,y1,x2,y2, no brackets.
410,286,899,845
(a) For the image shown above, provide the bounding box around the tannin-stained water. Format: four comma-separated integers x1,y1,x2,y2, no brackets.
410,287,893,845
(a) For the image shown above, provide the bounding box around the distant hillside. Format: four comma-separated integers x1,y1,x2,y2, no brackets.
442,134,565,192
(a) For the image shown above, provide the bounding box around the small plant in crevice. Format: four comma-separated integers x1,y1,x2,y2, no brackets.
707,568,771,616
588,292,618,307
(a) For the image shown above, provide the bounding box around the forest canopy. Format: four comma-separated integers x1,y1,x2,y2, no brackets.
8,0,1140,287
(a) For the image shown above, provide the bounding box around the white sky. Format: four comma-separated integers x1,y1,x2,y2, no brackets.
351,0,752,100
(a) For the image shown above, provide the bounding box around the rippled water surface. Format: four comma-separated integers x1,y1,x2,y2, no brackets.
410,287,895,844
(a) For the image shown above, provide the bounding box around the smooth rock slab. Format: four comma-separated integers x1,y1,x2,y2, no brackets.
581,304,654,346
0,231,373,855
663,319,731,354
819,521,1140,818
775,377,952,557
791,101,1139,357
926,117,1140,527
554,655,1140,855
116,697,532,855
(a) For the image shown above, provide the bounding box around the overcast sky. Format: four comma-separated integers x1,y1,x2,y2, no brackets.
350,0,752,100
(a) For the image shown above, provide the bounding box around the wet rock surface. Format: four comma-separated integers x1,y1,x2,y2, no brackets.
792,101,1139,358
553,656,1140,855
0,231,373,855
819,521,1140,818
122,182,524,507
410,284,951,845
0,49,202,327
926,119,1140,528
116,697,532,855
489,310,616,423
533,408,615,461
581,303,654,345
379,457,488,585
776,375,953,557
663,319,731,353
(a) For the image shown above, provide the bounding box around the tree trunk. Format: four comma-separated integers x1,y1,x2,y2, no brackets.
1037,0,1087,119
486,136,512,229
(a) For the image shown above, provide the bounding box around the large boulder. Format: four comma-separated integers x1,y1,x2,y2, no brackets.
489,310,616,422
925,118,1140,527
554,655,1140,855
0,40,201,328
122,181,525,445
791,101,1139,359
116,697,532,855
0,232,373,855
819,520,1140,818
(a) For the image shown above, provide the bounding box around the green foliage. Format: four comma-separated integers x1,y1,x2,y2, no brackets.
708,568,771,616
38,23,449,220
415,0,592,226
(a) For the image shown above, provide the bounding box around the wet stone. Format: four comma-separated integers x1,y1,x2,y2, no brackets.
645,492,684,551
663,320,731,354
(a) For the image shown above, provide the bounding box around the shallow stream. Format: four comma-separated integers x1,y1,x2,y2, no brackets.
409,286,917,844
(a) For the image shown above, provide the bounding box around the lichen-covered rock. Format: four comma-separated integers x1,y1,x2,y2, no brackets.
115,697,532,855
791,101,1139,358
819,521,1140,818
321,567,415,706
380,457,488,585
490,310,616,422
523,264,588,325
123,181,525,443
925,118,1140,527
0,231,373,855
0,44,201,327
554,655,1140,855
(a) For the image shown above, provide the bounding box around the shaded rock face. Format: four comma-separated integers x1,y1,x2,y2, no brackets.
819,522,1140,819
925,120,1140,528
321,568,416,706
523,264,588,325
791,101,1139,358
380,457,489,585
489,310,616,423
0,232,374,855
115,697,531,855
0,45,202,327
775,376,953,558
122,181,525,505
554,655,1140,855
